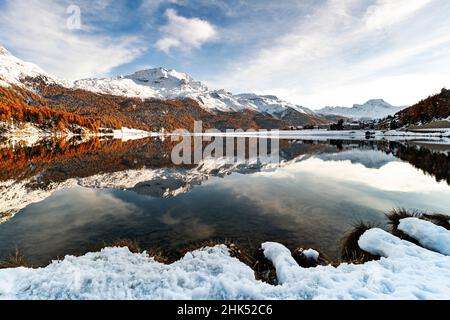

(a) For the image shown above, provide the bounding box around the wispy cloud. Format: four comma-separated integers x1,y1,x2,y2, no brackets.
0,0,145,80
156,9,218,54
0,0,448,107
211,0,450,108
140,0,181,13
364,0,433,30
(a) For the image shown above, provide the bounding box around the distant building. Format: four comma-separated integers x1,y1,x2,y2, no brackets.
318,124,331,130
343,121,362,130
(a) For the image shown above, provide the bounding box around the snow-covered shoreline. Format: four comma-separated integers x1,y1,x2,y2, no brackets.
2,123,450,145
0,122,162,145
278,129,450,139
180,129,450,145
0,217,449,300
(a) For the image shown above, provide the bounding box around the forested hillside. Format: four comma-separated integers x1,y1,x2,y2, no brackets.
1,77,289,134
397,88,450,126
0,85,100,132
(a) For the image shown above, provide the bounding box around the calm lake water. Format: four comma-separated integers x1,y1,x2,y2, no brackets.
1,137,450,265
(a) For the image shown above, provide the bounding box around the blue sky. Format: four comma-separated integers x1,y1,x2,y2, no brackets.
0,0,449,108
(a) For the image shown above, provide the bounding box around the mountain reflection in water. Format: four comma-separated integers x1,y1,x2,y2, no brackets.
1,136,450,265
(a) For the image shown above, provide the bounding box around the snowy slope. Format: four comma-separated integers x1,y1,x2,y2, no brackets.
236,93,315,116
1,224,450,299
0,46,61,87
399,218,450,255
74,67,246,112
317,99,406,120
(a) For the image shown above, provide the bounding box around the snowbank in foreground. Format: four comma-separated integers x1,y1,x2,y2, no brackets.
398,218,450,256
1,224,450,300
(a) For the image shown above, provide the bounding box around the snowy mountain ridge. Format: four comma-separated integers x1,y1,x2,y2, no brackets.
235,93,315,116
73,67,316,116
1,46,401,122
0,46,64,88
0,46,317,121
317,99,407,120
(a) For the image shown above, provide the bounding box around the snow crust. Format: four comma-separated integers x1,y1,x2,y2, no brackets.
398,218,450,256
1,226,450,300
302,249,320,261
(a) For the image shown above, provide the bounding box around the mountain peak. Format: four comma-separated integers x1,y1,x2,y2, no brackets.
365,98,388,104
236,93,314,115
126,67,193,84
0,46,11,56
360,99,392,107
318,99,405,120
0,46,63,87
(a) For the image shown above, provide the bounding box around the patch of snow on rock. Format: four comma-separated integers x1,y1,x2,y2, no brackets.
302,249,320,261
398,218,450,256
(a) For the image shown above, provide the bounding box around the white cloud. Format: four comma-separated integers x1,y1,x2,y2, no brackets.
0,0,145,80
364,0,433,30
211,0,450,108
156,9,218,54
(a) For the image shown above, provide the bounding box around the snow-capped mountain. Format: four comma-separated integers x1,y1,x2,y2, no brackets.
235,93,315,116
0,46,62,87
1,46,325,127
74,67,317,117
317,99,406,120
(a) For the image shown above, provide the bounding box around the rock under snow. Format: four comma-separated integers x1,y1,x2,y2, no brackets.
398,218,450,256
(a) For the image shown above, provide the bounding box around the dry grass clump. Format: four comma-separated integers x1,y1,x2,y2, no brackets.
0,248,30,269
250,247,278,285
422,213,450,230
108,239,141,253
340,222,380,264
176,239,234,258
385,208,450,244
102,239,169,263
385,208,422,229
